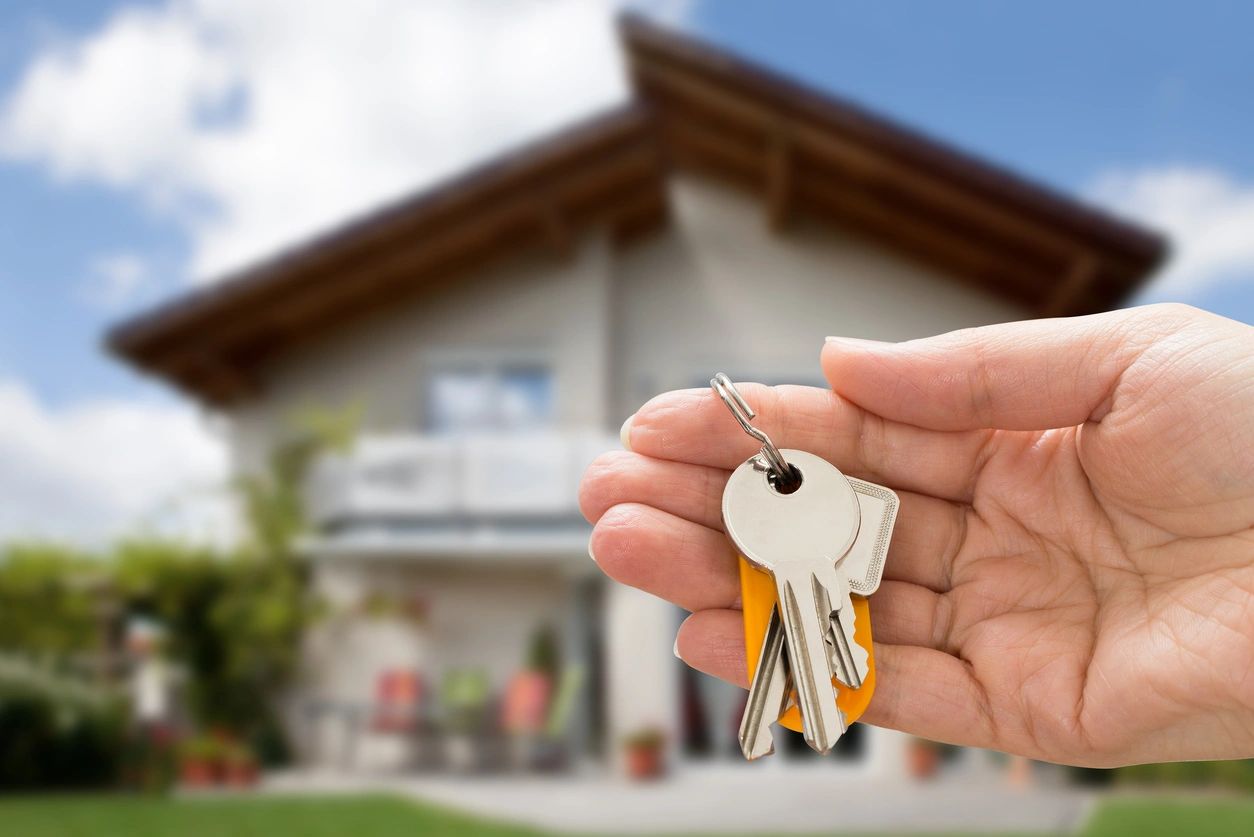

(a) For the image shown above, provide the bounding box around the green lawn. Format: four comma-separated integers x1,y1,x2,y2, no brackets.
0,794,543,837
0,794,1251,837
1082,797,1254,837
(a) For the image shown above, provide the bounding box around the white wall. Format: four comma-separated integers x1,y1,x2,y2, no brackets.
610,176,1028,416
228,236,613,475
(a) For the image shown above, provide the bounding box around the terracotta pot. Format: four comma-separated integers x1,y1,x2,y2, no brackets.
223,762,259,788
179,760,218,787
907,741,940,780
625,745,664,781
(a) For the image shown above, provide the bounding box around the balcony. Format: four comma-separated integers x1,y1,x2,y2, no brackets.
306,431,617,535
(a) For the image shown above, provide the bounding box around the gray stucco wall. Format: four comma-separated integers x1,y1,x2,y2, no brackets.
226,174,1027,473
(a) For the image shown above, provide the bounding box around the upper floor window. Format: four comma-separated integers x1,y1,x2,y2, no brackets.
427,362,554,433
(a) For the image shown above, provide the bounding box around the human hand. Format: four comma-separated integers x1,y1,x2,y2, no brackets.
579,303,1254,767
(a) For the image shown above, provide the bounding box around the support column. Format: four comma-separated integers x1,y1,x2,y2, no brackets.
604,584,679,774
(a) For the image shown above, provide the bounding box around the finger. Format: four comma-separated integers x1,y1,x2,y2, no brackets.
822,307,1169,431
624,384,992,503
589,503,738,611
867,581,953,651
860,644,996,750
579,450,726,530
676,611,999,752
586,448,968,591
675,608,748,688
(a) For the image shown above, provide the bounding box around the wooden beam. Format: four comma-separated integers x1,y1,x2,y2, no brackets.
535,196,574,261
765,129,792,231
797,177,1047,305
1041,255,1099,317
138,146,665,371
172,354,259,404
606,184,670,247
635,57,1148,279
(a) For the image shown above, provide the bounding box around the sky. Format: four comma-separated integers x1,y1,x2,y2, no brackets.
0,0,1251,544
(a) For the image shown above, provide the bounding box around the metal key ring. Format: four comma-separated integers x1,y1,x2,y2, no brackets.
710,373,794,480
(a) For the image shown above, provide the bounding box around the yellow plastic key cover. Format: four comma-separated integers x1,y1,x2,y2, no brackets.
739,555,875,733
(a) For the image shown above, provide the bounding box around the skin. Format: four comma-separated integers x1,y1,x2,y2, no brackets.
579,303,1254,767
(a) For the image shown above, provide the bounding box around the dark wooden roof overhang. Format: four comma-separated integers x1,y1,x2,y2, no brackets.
106,106,668,403
109,14,1167,406
620,14,1166,317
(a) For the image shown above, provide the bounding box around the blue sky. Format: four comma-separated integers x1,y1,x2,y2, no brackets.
0,0,1251,541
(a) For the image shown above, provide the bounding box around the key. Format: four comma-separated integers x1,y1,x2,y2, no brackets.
710,374,898,759
724,448,862,754
741,475,900,752
737,607,792,760
827,478,898,686
826,571,867,690
841,477,901,596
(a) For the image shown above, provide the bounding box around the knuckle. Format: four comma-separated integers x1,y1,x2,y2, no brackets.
578,451,634,522
589,503,648,579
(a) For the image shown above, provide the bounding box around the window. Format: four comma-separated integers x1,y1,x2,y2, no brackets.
427,362,554,433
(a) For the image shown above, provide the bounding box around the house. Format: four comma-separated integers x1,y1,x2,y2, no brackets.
107,16,1165,778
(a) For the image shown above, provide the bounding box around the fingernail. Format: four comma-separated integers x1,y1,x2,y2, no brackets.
619,414,634,451
588,540,598,564
672,636,682,659
825,336,892,347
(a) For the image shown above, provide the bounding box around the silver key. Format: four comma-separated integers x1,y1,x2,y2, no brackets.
724,448,862,754
747,475,900,754
737,607,792,760
826,572,867,690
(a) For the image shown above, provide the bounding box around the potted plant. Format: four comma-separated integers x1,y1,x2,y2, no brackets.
221,742,260,788
907,736,943,780
177,734,221,787
441,669,491,772
622,727,666,780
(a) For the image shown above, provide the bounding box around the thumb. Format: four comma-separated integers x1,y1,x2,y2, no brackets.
820,306,1181,432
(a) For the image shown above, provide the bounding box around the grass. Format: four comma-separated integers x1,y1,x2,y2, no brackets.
0,794,544,837
0,793,1251,836
1081,797,1254,837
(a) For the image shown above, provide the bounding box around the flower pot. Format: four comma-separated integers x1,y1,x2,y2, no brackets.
223,761,259,788
625,745,664,781
179,759,218,787
907,741,941,780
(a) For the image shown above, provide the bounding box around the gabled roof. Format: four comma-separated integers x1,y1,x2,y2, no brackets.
109,14,1166,405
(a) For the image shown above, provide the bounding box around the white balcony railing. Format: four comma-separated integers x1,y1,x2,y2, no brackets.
306,431,617,526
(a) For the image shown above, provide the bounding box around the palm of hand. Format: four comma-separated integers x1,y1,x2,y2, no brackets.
581,305,1254,767
954,325,1254,765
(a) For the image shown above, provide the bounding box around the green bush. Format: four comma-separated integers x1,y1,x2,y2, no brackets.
1113,758,1254,791
0,683,125,790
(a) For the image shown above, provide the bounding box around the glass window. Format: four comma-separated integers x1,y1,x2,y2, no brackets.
427,362,554,433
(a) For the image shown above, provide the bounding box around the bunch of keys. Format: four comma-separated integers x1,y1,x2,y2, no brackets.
711,374,899,760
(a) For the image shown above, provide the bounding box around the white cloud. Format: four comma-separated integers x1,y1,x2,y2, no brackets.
1,0,690,281
1089,166,1254,301
80,251,151,308
0,0,692,544
0,379,230,546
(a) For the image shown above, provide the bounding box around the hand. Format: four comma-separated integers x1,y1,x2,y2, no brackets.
579,303,1254,767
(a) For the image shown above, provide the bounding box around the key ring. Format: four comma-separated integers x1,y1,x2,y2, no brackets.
710,373,796,484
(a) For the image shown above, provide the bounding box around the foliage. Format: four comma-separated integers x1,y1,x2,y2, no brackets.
1112,758,1254,792
621,727,666,750
524,624,560,677
0,545,104,660
0,682,125,790
176,732,225,764
0,407,357,780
